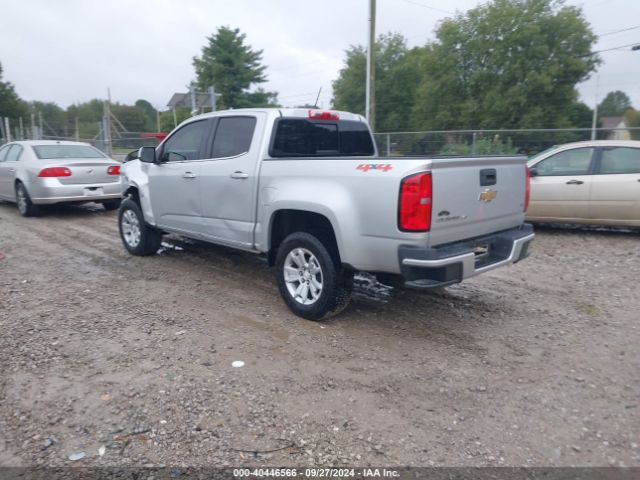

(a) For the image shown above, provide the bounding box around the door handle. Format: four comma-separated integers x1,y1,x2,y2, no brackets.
8,168,15,172
230,171,249,179
182,172,196,179
566,180,584,185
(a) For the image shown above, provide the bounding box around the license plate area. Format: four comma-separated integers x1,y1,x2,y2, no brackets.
473,243,490,261
83,186,103,196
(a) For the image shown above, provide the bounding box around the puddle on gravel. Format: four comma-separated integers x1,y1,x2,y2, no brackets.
353,273,394,304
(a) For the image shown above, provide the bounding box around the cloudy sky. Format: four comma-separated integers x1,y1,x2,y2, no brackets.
1,0,639,116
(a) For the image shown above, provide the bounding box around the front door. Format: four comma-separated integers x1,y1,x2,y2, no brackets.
589,146,640,224
198,114,264,247
148,119,212,235
528,147,595,221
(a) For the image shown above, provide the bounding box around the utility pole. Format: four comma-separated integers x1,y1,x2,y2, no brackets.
190,83,198,116
4,118,11,142
156,108,161,133
365,0,376,131
75,117,80,141
38,111,43,139
591,74,599,141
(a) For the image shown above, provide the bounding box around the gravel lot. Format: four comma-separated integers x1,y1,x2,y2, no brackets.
0,201,639,468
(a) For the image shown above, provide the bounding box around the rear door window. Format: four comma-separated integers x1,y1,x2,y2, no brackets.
534,148,594,176
5,145,23,162
270,119,374,157
598,147,640,174
0,145,10,162
211,116,257,158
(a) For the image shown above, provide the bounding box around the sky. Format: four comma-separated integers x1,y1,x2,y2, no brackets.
1,0,639,116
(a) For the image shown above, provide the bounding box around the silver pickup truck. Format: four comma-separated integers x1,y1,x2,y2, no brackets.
119,108,534,320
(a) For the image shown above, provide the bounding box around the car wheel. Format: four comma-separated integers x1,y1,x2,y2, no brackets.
118,198,162,256
15,182,40,217
102,199,121,211
275,231,353,320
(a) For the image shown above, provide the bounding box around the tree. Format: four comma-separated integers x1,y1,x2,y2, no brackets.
411,0,599,131
332,33,425,132
568,101,594,128
0,62,29,122
193,26,278,109
598,90,633,117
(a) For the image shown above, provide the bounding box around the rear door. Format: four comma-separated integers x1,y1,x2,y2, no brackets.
0,144,15,198
0,145,22,199
528,147,595,221
198,114,264,247
149,118,212,234
589,146,640,224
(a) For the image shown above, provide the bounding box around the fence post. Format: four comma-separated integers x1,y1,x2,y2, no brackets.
472,131,477,155
386,133,391,156
4,118,11,142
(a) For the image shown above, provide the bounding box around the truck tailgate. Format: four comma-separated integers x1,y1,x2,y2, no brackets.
428,157,527,247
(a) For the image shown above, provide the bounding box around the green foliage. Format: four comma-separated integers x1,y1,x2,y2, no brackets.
193,26,278,109
568,101,594,128
0,63,29,122
412,0,599,131
332,33,425,132
439,136,518,155
598,90,633,117
159,107,191,132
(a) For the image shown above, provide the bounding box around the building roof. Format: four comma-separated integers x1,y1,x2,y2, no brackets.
601,116,627,129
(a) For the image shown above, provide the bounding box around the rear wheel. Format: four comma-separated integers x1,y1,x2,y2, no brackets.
15,182,40,217
118,198,162,256
102,199,121,211
275,232,352,320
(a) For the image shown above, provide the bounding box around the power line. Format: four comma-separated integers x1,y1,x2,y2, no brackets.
396,0,454,15
590,42,640,54
597,24,640,37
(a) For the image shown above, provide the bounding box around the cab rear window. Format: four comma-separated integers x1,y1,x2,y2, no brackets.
33,145,106,159
270,119,374,157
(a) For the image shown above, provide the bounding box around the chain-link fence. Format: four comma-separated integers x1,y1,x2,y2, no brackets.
373,127,640,157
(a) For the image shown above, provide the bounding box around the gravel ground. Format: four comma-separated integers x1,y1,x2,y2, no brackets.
0,201,639,468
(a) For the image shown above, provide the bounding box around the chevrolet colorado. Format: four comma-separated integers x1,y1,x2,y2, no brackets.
119,108,534,320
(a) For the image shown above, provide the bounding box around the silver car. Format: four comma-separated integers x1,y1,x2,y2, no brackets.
527,140,640,228
0,140,122,217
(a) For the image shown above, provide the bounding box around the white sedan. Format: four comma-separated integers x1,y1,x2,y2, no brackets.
526,140,640,228
0,140,122,217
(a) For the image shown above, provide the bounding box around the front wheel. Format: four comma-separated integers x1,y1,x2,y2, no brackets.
118,198,162,256
275,232,353,320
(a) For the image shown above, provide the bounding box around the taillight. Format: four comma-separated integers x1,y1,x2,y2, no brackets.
308,110,340,121
38,167,72,177
524,166,531,212
107,165,121,175
399,172,432,231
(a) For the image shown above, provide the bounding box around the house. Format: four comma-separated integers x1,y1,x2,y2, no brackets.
600,116,631,140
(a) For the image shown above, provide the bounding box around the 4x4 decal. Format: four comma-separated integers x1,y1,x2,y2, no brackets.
356,163,393,172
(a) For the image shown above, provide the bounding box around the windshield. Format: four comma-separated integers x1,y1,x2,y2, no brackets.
32,145,106,159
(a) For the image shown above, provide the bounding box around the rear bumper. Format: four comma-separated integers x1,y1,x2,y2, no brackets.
30,181,122,205
398,224,534,289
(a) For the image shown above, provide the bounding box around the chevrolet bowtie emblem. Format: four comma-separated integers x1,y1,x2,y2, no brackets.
479,189,497,202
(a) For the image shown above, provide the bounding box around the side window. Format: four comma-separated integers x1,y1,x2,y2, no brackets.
161,120,209,161
5,145,23,162
535,148,593,176
0,145,10,162
211,117,256,158
599,147,640,174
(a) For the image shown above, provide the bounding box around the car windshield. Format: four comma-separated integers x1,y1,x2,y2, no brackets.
32,145,106,159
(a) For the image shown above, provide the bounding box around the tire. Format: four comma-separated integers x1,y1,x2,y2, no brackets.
118,198,162,256
275,231,353,320
102,199,121,211
15,182,40,217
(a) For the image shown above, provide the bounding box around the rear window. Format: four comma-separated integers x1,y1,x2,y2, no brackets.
270,119,374,157
33,145,105,159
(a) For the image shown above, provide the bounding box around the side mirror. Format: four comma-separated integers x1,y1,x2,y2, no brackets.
530,167,539,177
123,150,138,163
138,146,157,163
